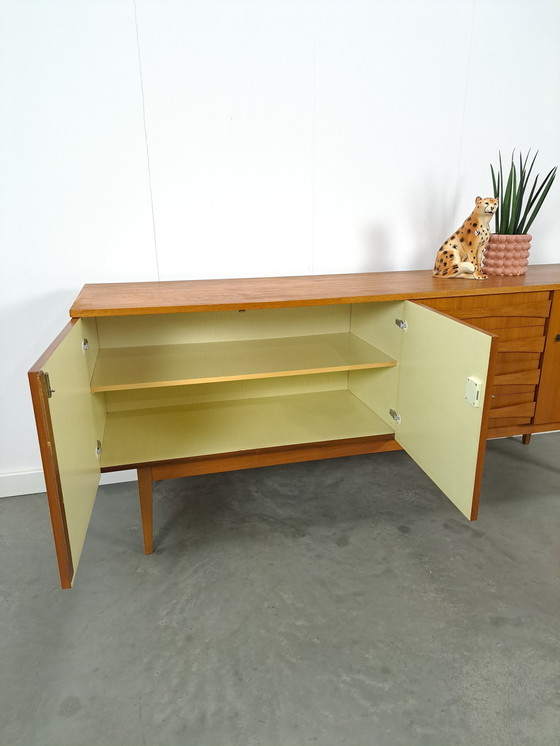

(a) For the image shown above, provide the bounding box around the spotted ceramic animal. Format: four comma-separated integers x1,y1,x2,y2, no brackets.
433,196,498,280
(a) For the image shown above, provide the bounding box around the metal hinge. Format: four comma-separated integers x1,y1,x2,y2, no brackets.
44,372,55,398
389,408,401,425
395,318,408,331
96,440,102,458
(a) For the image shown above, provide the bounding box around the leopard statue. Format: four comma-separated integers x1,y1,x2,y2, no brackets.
433,196,498,279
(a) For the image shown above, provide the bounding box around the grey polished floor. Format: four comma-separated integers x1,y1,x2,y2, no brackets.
1,433,559,746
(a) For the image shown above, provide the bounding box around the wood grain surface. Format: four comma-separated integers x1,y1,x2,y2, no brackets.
70,265,560,317
534,290,560,424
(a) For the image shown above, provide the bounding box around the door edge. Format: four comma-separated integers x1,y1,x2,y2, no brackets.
28,367,74,588
469,333,499,519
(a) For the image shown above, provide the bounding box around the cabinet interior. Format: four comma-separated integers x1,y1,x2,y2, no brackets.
79,301,407,468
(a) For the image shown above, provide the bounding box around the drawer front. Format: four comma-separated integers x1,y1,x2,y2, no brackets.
421,292,551,430
534,289,560,425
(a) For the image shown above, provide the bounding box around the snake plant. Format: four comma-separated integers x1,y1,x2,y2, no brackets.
490,150,557,234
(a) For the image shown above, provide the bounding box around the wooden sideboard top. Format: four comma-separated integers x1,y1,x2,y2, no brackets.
70,264,560,317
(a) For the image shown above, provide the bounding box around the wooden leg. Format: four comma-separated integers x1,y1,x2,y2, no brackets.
137,467,153,554
521,433,532,445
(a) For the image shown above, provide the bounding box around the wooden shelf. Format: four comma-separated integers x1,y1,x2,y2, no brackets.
99,389,394,468
91,333,396,392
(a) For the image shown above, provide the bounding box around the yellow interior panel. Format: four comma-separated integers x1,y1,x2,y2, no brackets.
350,300,404,359
96,305,352,347
100,389,393,468
348,366,400,430
396,301,493,518
45,319,105,580
349,301,404,427
91,332,395,391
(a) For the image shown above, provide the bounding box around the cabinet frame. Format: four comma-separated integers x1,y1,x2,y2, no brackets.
29,266,560,588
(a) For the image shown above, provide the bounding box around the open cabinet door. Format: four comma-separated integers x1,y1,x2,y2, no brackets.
28,319,105,588
395,301,498,520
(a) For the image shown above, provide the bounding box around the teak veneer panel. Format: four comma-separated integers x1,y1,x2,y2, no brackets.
497,337,545,353
421,290,550,312
493,325,546,341
493,370,541,386
424,290,551,429
143,437,402,481
28,364,74,589
70,265,560,317
534,290,560,424
489,402,536,419
490,391,536,409
487,420,560,438
435,301,551,321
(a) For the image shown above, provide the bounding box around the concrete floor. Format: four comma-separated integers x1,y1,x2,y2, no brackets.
1,433,559,746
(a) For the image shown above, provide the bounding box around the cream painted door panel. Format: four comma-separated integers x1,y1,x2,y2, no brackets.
28,319,105,587
395,301,497,520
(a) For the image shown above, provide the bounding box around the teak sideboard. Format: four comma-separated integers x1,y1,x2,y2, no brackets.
29,266,560,588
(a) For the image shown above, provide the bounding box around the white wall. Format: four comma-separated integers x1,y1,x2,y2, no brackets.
1,0,559,496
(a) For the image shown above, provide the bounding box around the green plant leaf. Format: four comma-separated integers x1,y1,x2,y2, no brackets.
499,152,506,233
490,150,556,235
512,151,528,233
490,163,498,196
490,164,500,231
523,167,557,233
507,160,518,234
518,172,540,234
501,156,515,235
519,166,557,233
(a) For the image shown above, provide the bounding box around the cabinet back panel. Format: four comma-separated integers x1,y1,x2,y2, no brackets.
96,305,352,348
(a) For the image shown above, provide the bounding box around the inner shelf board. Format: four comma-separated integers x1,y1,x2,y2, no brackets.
90,333,396,392
100,389,394,468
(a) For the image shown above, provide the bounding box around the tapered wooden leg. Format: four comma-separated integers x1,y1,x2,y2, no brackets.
521,433,532,445
137,467,153,554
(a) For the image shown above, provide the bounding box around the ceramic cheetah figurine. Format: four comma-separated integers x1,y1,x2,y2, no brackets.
433,196,498,279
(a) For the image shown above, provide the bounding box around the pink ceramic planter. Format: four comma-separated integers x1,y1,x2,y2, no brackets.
482,234,532,276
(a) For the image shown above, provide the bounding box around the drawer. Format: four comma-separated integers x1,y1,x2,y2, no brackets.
421,291,551,429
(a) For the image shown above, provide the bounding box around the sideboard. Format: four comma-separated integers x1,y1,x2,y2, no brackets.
29,265,560,588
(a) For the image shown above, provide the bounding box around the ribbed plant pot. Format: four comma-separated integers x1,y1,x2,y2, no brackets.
482,234,531,276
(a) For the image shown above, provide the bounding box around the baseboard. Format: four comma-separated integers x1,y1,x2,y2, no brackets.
0,469,137,498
